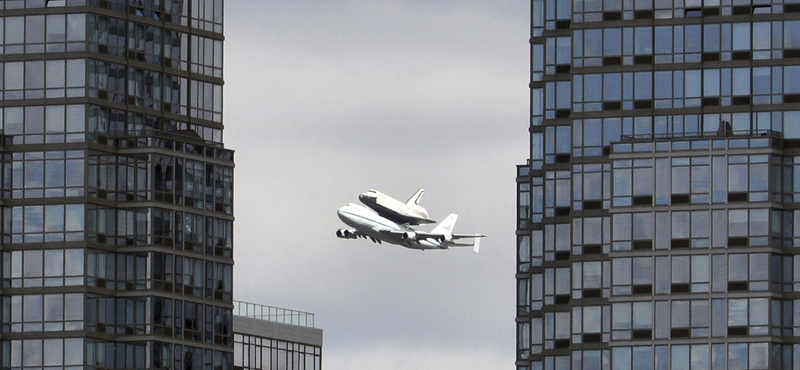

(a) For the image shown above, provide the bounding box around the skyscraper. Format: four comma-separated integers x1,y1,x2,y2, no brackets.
0,1,233,369
517,0,800,368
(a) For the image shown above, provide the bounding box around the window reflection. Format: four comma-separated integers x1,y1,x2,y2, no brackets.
5,204,83,243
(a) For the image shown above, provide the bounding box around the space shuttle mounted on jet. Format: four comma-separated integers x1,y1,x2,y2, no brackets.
358,188,436,225
336,204,485,252
336,188,486,252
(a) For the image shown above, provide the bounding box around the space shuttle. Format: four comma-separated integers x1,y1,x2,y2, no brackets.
358,188,436,225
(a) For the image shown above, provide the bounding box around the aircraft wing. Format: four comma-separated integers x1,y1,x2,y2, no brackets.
336,228,383,244
378,229,448,247
377,229,437,240
380,229,487,243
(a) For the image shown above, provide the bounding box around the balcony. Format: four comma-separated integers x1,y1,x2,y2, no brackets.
233,300,315,328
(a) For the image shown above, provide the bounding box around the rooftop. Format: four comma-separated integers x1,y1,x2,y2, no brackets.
233,300,316,328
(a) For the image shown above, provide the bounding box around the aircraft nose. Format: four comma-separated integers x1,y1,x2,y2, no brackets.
336,207,349,222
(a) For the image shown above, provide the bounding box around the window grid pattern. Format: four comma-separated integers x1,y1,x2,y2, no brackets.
0,2,237,370
520,0,800,367
234,334,322,370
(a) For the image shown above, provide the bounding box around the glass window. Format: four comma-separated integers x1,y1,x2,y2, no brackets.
585,30,603,57
655,27,672,55
672,256,690,283
685,70,701,98
47,15,66,45
654,72,672,99
557,37,571,65
66,14,86,43
691,345,709,370
691,255,709,284
613,347,632,370
729,254,748,281
633,302,652,329
24,206,44,234
604,29,622,56
46,60,66,89
786,21,800,49
605,73,622,101
732,68,750,96
728,299,748,326
732,23,751,50
672,212,690,238
748,342,768,369
26,61,45,92
785,66,800,94
26,16,45,44
704,24,720,52
6,17,24,45
633,347,653,370
633,258,653,285
634,72,652,100
672,345,690,370
6,62,24,90
635,27,652,55
752,22,770,51
44,205,64,232
685,25,701,53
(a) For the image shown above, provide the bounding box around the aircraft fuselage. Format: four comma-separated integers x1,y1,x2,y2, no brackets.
336,204,444,250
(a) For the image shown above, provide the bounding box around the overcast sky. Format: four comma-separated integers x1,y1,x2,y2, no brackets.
224,2,529,369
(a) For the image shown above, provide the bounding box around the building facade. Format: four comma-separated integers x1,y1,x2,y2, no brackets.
0,1,233,369
517,0,800,369
233,301,323,370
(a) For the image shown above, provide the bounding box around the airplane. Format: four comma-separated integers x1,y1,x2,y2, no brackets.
335,203,486,252
358,188,436,225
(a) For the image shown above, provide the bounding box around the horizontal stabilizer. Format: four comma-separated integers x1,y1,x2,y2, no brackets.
442,234,486,252
451,233,487,239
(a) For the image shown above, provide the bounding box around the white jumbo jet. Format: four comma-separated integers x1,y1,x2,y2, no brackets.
335,203,486,252
358,188,436,226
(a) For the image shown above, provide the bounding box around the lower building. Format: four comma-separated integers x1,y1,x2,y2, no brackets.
232,301,323,370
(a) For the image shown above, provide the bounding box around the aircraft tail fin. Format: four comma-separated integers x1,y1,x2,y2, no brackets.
426,214,485,253
431,213,458,237
406,188,425,205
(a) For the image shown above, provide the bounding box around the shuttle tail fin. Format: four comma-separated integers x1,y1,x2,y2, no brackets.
406,188,425,205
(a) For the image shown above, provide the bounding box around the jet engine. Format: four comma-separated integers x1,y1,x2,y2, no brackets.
336,229,357,239
401,231,417,241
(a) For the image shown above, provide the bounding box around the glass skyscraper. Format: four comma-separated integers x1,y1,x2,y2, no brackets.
0,1,233,369
517,0,800,368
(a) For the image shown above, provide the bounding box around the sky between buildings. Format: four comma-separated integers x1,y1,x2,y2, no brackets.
224,2,529,369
